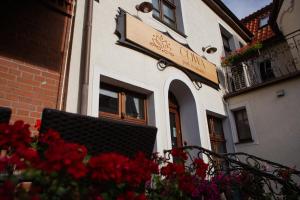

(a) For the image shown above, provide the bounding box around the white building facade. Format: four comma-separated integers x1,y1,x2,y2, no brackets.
65,0,251,155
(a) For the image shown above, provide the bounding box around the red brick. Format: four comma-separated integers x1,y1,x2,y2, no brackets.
42,101,56,108
0,92,5,98
19,96,42,106
30,111,42,118
0,58,19,69
41,71,60,80
9,68,21,77
13,88,34,98
6,94,19,101
18,65,42,75
17,77,41,86
21,71,34,80
0,72,16,80
41,84,59,91
0,78,7,84
34,75,46,82
7,81,33,91
11,102,36,111
33,87,57,97
0,99,12,107
0,66,8,73
17,109,30,116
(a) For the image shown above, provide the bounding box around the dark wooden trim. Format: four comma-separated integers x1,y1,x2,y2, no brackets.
169,94,183,148
99,83,148,125
224,71,300,99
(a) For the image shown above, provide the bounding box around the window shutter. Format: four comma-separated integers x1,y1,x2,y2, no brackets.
231,66,246,91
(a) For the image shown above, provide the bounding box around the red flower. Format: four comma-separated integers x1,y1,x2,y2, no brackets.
193,158,209,179
171,148,188,161
0,121,32,150
88,152,157,187
38,132,88,179
34,119,41,131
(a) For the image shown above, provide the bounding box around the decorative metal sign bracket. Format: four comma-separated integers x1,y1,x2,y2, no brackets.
157,59,203,90
115,8,219,91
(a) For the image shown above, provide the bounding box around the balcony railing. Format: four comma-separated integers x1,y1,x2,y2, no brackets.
164,146,300,199
224,34,300,95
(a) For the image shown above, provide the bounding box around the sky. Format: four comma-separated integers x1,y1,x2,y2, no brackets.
222,0,272,19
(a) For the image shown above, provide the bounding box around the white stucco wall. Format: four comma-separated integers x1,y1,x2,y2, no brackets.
227,78,300,168
66,1,248,154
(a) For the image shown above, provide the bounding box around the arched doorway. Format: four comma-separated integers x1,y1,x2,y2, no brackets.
168,92,182,148
167,79,201,149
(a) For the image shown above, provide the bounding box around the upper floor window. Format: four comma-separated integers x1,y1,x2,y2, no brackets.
260,59,275,82
207,115,227,154
222,34,231,55
259,16,269,28
99,83,147,125
231,66,246,92
233,108,252,143
152,0,185,35
219,24,234,56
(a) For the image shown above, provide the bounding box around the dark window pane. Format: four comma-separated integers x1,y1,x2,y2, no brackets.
260,16,269,27
162,3,175,20
260,60,274,82
99,88,119,114
234,109,252,142
163,16,176,28
213,118,223,136
222,34,230,50
153,9,160,18
215,142,226,154
152,0,159,9
125,95,145,119
169,112,178,148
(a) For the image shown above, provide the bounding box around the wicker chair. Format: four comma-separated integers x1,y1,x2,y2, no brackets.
0,107,11,124
40,108,157,158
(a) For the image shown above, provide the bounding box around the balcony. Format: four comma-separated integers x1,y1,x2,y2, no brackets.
223,35,300,97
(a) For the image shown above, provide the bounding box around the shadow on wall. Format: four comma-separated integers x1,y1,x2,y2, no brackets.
0,0,67,71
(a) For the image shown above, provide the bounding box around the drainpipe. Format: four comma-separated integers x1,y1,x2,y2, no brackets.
79,0,93,115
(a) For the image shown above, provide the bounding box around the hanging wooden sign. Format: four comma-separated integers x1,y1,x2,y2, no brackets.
115,9,219,89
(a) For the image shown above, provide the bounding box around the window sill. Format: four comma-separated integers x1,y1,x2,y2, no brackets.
99,112,147,125
152,15,187,38
235,139,254,145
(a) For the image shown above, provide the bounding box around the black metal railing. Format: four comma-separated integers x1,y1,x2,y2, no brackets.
224,34,300,94
164,146,300,200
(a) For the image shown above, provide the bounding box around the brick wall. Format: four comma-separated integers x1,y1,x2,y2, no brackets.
0,0,72,126
0,56,60,126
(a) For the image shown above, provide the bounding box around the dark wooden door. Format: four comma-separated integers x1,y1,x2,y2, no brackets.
169,93,182,148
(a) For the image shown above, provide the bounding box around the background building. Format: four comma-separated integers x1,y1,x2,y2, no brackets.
223,1,300,168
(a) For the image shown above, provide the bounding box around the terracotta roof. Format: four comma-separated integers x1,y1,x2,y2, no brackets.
241,3,276,43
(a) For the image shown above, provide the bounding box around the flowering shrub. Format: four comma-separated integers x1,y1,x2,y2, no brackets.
221,42,263,66
0,120,299,199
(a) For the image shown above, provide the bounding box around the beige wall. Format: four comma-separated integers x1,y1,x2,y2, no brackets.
227,77,300,168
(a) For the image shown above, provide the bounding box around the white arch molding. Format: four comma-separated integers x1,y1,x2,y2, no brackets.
163,73,207,152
